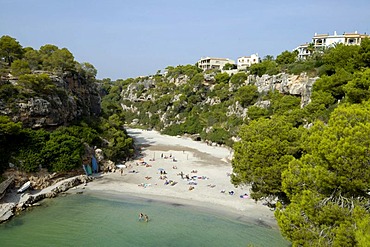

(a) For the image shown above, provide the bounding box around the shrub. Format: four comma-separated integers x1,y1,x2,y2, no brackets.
41,133,84,172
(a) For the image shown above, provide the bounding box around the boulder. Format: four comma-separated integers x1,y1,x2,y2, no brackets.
0,203,15,223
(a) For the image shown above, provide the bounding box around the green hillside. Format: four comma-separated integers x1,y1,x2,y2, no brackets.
1,34,370,245
101,39,370,246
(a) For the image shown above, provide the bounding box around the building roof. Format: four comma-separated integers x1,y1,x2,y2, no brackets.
199,57,230,61
298,43,310,47
313,31,369,39
344,33,369,38
313,33,329,38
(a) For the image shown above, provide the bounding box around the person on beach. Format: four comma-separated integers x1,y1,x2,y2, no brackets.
144,214,149,222
120,168,123,176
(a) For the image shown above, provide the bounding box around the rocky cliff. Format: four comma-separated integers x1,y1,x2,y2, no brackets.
0,71,101,128
118,72,319,136
248,73,318,108
121,72,317,108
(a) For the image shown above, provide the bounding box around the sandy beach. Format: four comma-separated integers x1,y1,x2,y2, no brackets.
84,128,277,228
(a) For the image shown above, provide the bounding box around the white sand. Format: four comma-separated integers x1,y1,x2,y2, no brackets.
84,128,277,227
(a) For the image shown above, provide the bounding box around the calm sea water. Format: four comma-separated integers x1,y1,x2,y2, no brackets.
0,193,289,247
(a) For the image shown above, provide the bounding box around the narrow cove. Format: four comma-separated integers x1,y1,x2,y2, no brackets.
0,193,289,247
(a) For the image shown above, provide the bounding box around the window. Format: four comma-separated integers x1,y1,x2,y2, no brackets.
348,38,356,44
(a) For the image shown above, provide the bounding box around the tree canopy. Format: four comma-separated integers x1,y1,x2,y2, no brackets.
0,35,83,78
0,35,23,65
232,116,301,202
276,102,370,246
276,50,298,65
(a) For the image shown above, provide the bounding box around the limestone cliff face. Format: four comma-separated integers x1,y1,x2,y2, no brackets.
119,72,318,129
0,72,101,128
248,73,318,108
120,73,317,107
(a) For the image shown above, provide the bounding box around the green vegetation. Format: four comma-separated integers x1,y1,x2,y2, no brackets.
232,116,301,203
99,37,370,246
248,57,279,76
0,35,23,66
276,102,370,246
0,114,133,173
232,40,370,246
0,35,134,175
2,33,370,245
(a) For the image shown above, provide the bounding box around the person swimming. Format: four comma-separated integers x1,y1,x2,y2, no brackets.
139,213,144,221
144,214,149,222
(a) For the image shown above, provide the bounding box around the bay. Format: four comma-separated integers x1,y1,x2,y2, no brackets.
0,193,289,247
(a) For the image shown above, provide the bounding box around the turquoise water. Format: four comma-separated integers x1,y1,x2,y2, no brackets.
0,194,289,247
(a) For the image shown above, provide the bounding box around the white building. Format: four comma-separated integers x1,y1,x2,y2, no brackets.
197,57,235,71
237,53,260,70
295,31,369,60
295,43,311,60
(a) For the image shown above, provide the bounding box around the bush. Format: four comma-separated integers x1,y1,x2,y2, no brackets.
17,150,43,172
182,115,203,134
10,60,31,76
162,124,183,136
18,73,56,94
41,133,84,172
287,60,317,75
56,126,101,146
203,127,231,145
247,106,270,120
0,83,19,102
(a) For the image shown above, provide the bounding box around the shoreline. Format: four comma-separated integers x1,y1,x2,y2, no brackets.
83,128,278,228
0,175,91,223
1,128,279,229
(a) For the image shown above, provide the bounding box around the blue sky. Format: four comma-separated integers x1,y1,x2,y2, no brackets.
1,0,370,80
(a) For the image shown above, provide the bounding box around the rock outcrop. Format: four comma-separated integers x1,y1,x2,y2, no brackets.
0,175,93,223
248,73,318,108
0,72,101,128
0,203,15,222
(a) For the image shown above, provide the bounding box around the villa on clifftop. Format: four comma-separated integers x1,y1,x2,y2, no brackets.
197,53,260,72
197,57,235,71
237,53,260,70
295,31,369,60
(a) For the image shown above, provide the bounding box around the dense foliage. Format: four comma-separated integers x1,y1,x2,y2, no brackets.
275,102,370,246
0,114,133,173
232,40,370,246
0,36,134,175
0,35,96,81
232,116,301,203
